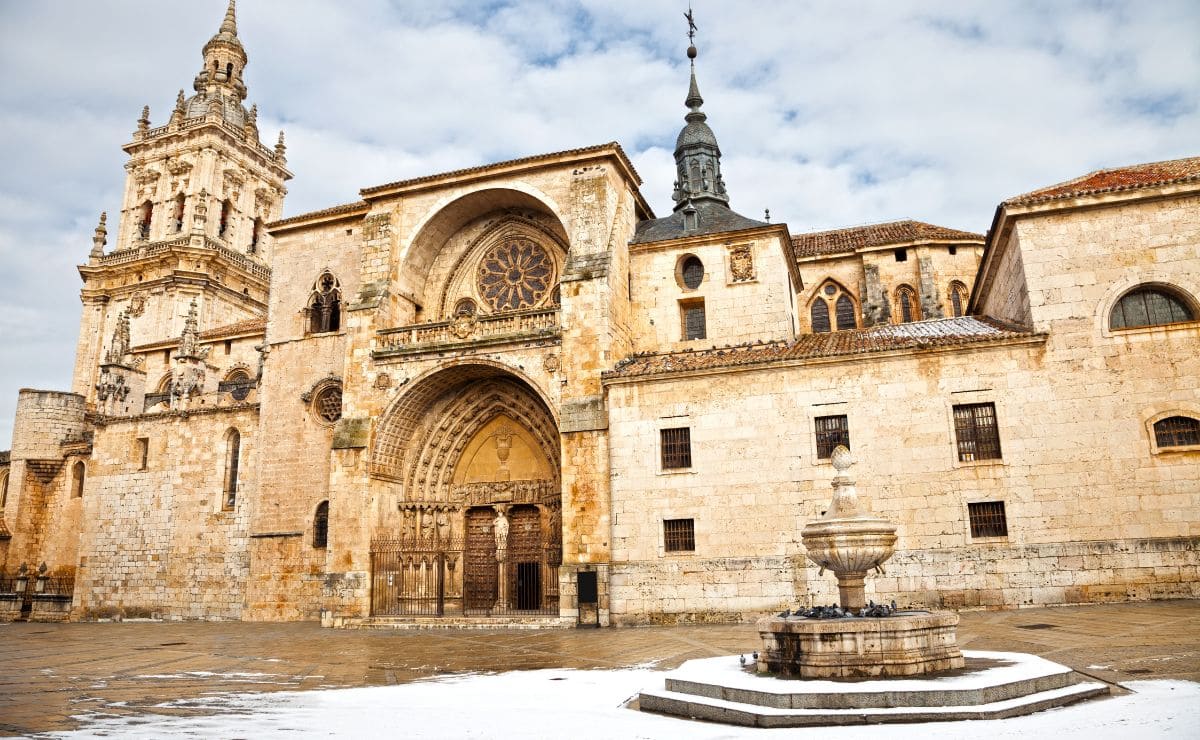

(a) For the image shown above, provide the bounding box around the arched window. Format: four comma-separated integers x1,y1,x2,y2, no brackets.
173,193,186,233
810,298,831,333
453,298,477,318
249,217,263,254
809,281,857,333
71,461,85,498
222,369,253,402
223,428,241,510
308,272,342,333
896,285,918,324
949,281,969,317
139,201,153,239
1109,286,1196,330
217,199,232,239
1154,416,1200,448
313,501,329,548
1,471,9,508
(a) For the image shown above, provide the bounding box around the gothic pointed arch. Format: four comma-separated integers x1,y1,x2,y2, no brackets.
949,281,969,317
895,284,919,324
307,270,342,333
808,279,858,333
436,214,567,319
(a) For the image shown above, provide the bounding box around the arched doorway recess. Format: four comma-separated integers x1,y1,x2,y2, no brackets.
369,364,561,617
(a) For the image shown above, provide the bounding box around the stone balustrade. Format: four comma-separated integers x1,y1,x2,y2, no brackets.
374,307,560,358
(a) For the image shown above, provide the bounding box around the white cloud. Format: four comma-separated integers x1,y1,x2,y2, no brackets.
0,0,1196,445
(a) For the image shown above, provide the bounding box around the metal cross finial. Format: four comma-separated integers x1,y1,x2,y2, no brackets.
685,6,697,43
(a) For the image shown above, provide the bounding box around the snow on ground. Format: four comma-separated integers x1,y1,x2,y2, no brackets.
49,668,1200,740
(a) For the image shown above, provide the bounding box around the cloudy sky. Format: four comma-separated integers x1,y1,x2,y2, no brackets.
0,0,1196,446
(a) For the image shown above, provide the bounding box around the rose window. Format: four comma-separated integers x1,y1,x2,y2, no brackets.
476,239,553,311
314,385,343,424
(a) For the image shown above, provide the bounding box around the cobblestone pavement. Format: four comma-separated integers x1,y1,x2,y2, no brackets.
1,600,1196,736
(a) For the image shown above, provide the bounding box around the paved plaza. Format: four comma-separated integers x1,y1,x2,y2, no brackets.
1,600,1197,736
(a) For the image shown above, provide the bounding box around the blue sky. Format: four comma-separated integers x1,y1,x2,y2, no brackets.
0,0,1197,446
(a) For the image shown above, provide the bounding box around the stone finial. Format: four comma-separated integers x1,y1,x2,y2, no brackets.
137,105,150,133
90,212,108,258
830,445,852,473
221,0,238,36
275,130,287,163
244,103,258,138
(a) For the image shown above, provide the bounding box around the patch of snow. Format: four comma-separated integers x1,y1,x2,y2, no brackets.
44,669,1200,739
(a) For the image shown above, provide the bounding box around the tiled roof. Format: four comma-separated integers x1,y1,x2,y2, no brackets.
604,316,1035,380
360,142,641,195
1005,155,1200,206
632,200,767,245
270,200,368,229
199,318,266,340
791,220,983,259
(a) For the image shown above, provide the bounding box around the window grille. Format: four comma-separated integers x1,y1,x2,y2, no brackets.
835,295,856,330
897,285,918,323
815,415,850,459
1154,416,1200,448
811,299,831,333
663,518,695,552
314,385,343,423
1110,287,1195,329
681,256,704,290
313,501,329,548
660,427,692,469
968,501,1008,538
681,301,706,341
953,403,1002,461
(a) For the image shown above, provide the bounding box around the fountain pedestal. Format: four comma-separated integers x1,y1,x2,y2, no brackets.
758,447,963,678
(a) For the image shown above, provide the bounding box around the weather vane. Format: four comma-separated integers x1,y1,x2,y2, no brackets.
685,6,697,44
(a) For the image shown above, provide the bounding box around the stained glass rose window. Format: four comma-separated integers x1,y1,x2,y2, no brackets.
476,239,553,311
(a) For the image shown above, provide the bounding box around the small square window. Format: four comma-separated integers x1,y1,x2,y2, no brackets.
680,299,706,341
953,403,1002,462
664,518,695,552
814,415,850,459
660,427,692,469
948,245,958,256
968,501,1008,538
894,248,908,262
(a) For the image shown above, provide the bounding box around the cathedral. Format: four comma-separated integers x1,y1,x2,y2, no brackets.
1,3,1196,626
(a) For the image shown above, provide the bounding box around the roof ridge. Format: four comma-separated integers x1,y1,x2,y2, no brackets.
360,141,639,196
1005,154,1200,206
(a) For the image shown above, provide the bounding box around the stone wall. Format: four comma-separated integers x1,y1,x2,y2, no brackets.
73,408,257,620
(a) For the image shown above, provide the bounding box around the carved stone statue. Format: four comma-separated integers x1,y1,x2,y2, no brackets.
494,508,510,551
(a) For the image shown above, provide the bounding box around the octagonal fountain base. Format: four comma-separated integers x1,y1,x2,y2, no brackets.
756,611,965,679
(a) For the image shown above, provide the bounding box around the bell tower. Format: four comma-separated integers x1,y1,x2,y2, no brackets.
72,0,292,402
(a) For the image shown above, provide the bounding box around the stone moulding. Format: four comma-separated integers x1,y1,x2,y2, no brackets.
373,307,560,359
756,611,965,678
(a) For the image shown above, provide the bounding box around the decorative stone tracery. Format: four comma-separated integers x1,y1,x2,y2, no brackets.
476,238,553,311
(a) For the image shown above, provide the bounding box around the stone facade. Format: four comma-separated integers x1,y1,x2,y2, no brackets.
2,5,1196,626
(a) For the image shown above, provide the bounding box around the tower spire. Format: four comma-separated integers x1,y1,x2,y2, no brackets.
670,9,729,211
220,0,238,36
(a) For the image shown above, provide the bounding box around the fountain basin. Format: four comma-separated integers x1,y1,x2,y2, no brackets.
757,611,965,678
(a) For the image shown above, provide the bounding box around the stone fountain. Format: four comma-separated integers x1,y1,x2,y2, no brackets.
637,446,1109,725
756,446,964,678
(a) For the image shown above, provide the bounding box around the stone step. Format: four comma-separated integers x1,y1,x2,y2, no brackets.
340,615,573,630
637,681,1110,728
664,651,1081,709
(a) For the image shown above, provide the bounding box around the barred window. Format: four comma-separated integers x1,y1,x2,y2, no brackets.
815,415,850,459
950,281,969,317
1110,286,1195,330
896,285,918,324
681,256,704,290
968,501,1008,538
953,403,1002,462
664,518,695,552
1154,416,1200,448
681,300,706,341
661,427,692,469
313,501,329,549
810,298,831,333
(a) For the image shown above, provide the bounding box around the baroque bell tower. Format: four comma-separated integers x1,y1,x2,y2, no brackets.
72,0,291,404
